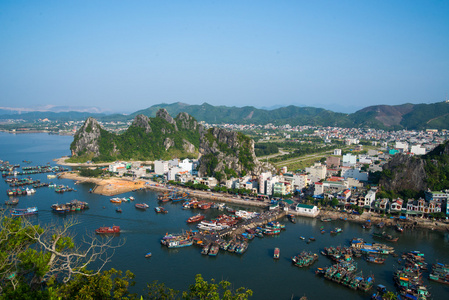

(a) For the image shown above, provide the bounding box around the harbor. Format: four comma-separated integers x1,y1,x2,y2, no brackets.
1,133,449,299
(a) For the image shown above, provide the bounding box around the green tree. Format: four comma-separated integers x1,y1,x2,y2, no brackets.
182,274,253,300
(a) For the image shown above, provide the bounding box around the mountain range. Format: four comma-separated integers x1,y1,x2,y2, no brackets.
2,101,449,130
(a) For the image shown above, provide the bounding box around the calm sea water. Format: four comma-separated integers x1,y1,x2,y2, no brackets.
1,132,448,299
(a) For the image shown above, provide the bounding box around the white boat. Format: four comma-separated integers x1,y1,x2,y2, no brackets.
47,174,57,179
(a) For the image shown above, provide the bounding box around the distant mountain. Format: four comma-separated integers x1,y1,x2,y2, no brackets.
130,102,353,127
3,101,449,130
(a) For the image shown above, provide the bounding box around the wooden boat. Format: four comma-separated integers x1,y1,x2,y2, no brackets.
364,254,386,264
274,247,280,259
110,197,122,203
116,207,122,213
396,223,404,233
299,236,305,240
208,244,219,256
372,231,399,242
145,252,152,258
155,206,168,214
201,243,211,255
292,251,318,267
187,214,205,223
330,228,342,234
5,198,19,205
135,203,149,210
11,206,38,216
95,225,120,234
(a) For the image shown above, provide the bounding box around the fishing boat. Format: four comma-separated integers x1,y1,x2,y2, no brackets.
110,197,122,203
299,236,305,240
187,214,205,223
330,228,342,234
161,234,194,248
396,223,404,233
372,231,399,242
429,263,449,285
145,252,152,258
135,203,149,210
208,244,219,256
364,254,386,264
11,206,38,216
5,198,19,205
274,247,280,259
155,206,168,214
201,243,211,255
95,226,120,234
292,251,318,267
116,207,122,213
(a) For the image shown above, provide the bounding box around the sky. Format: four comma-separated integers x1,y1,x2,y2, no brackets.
0,1,448,114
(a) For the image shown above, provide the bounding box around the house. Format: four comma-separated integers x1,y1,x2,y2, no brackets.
108,162,126,173
364,190,376,208
295,203,319,217
390,198,404,212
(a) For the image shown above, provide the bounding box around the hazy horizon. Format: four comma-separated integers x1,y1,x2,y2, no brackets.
1,1,448,113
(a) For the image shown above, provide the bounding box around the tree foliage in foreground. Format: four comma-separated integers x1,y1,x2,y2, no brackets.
0,214,252,299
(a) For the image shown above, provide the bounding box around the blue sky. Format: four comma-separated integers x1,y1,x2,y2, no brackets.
1,1,448,113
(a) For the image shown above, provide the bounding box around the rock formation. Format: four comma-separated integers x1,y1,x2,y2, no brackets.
198,127,274,181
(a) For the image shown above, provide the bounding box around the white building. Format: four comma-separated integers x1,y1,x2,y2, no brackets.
266,176,280,196
154,160,169,175
295,204,319,217
395,141,409,153
258,172,272,195
333,149,342,156
167,166,183,181
364,190,377,207
410,145,426,155
341,167,369,181
108,162,126,173
168,159,179,167
179,159,193,173
342,154,357,167
305,163,327,183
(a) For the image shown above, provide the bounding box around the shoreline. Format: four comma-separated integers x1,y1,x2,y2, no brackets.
57,171,449,232
54,156,152,167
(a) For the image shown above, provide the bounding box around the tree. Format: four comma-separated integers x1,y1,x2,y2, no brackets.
182,274,253,300
146,280,179,300
0,214,123,297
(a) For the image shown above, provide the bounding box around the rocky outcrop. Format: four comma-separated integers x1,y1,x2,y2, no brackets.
176,112,200,131
70,117,103,157
132,114,152,133
157,109,178,131
163,138,175,150
198,127,274,181
379,154,428,192
182,139,196,153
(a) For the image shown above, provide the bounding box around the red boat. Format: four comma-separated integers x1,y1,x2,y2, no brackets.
135,203,149,210
187,214,205,223
95,226,120,234
198,202,212,210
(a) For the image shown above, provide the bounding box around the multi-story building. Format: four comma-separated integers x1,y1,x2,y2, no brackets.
154,160,169,175
305,163,327,183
